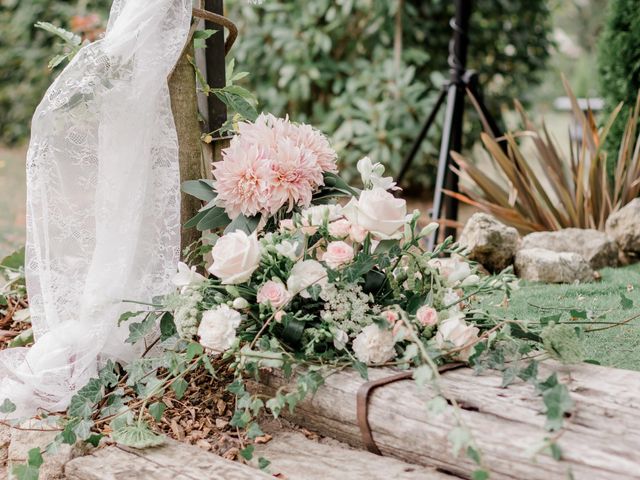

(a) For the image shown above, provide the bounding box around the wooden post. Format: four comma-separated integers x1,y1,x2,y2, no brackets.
169,42,206,257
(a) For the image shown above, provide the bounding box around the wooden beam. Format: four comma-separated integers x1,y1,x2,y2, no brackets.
255,362,640,479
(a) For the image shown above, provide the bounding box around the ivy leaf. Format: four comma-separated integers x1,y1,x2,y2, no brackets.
118,311,144,326
448,426,471,457
239,444,255,461
542,382,573,432
99,360,120,388
569,309,588,320
171,378,189,400
11,448,43,480
472,469,490,480
352,360,368,380
111,423,165,449
126,313,157,345
186,342,204,361
68,378,103,419
246,422,264,440
160,312,177,341
258,457,271,470
149,402,166,422
0,398,16,414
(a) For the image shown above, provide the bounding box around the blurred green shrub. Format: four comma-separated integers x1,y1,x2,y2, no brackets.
227,0,552,189
598,0,640,176
0,0,110,145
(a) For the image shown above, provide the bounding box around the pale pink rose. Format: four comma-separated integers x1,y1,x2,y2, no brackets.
349,224,368,243
416,306,438,326
328,219,352,238
274,310,285,322
381,310,399,325
435,315,480,361
323,241,355,269
257,280,291,309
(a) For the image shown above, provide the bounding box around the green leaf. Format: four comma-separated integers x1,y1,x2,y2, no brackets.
472,469,490,480
160,312,177,341
86,434,104,448
322,172,358,196
196,206,231,231
569,309,587,320
181,179,217,202
68,378,103,419
448,426,471,457
224,214,261,235
352,360,368,380
539,313,561,327
542,382,573,432
467,446,482,464
222,85,256,102
171,378,189,400
246,422,264,440
258,457,271,470
186,342,204,361
240,444,255,461
1,247,25,269
620,293,634,310
111,423,165,449
214,91,258,122
118,311,144,326
149,402,166,422
281,318,305,345
184,209,209,229
8,328,33,348
99,360,120,388
126,313,157,344
0,398,16,414
11,448,43,480
34,22,81,46
549,441,562,461
193,29,218,49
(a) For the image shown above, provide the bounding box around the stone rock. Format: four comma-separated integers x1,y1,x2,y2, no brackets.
8,421,74,480
459,213,520,272
514,248,594,283
606,198,640,257
520,228,618,270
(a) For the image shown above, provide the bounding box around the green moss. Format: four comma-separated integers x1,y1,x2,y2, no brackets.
479,263,640,371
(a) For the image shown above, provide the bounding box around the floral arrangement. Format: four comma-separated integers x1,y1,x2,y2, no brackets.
4,115,588,480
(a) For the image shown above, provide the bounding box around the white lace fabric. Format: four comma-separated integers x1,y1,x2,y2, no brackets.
0,0,191,418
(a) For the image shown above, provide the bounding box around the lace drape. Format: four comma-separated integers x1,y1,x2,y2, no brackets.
0,0,191,418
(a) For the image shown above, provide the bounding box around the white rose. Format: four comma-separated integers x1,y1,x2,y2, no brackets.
198,305,243,353
435,315,480,361
275,240,300,261
287,259,328,298
322,241,355,269
352,324,397,365
443,288,461,311
343,188,407,240
172,262,206,288
208,231,261,284
232,297,250,309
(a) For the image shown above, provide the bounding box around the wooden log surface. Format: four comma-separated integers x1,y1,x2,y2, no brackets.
255,362,640,480
65,440,271,480
254,431,460,479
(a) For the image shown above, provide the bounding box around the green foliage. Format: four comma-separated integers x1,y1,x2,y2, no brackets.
226,0,552,188
111,423,165,449
0,0,110,144
11,448,43,480
598,0,640,174
541,324,585,364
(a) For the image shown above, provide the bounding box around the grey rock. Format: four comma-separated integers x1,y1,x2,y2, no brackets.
606,198,640,256
459,213,520,272
8,420,75,480
520,228,618,269
515,248,594,283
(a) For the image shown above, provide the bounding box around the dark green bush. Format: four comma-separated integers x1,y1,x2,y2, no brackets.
0,0,110,145
227,0,552,188
598,0,640,176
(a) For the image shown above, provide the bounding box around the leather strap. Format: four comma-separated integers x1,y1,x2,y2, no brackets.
356,362,465,455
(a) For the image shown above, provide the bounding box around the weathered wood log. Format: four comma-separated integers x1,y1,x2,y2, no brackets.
255,362,640,479
65,440,271,480
169,44,206,256
254,431,460,479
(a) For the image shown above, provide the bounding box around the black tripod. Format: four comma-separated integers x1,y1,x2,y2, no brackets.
397,0,502,249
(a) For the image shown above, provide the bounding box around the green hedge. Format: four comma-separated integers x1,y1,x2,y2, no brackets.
598,0,640,175
0,0,110,145
227,0,552,188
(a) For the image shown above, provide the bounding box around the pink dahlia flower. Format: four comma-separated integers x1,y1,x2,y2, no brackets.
213,144,273,219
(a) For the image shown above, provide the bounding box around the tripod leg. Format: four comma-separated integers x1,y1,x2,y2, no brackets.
397,88,448,183
427,83,461,250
